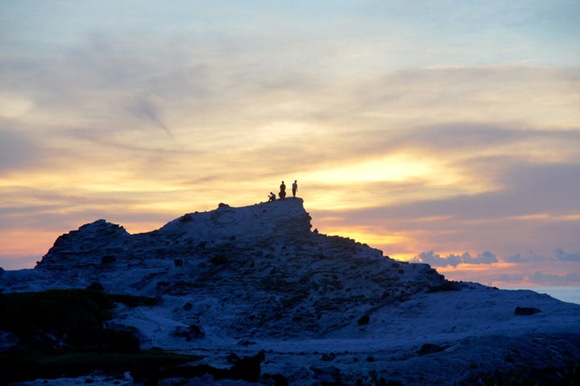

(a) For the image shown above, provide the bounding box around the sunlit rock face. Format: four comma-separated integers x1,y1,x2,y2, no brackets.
33,198,445,337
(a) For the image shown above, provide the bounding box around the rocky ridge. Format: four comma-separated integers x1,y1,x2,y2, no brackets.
2,198,580,385
31,198,445,338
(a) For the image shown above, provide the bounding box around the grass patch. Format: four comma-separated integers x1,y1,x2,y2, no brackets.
108,293,159,307
0,289,114,345
0,289,198,383
0,289,162,354
1,347,202,383
0,289,158,344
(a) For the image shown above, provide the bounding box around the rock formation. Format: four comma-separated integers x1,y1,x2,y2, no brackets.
2,198,579,385
34,198,445,338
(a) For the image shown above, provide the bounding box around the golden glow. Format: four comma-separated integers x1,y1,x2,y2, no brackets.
0,95,33,118
322,226,411,247
300,153,497,211
303,154,435,184
313,224,423,263
303,188,380,210
0,230,56,257
509,213,580,222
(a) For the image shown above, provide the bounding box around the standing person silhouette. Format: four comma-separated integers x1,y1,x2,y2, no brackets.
292,180,298,198
279,181,286,199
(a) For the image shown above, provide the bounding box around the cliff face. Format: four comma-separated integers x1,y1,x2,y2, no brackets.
33,198,445,337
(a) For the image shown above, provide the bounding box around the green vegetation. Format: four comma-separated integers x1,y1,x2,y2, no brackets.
108,293,159,307
0,289,159,341
1,347,201,383
0,289,198,383
473,361,580,386
0,289,114,340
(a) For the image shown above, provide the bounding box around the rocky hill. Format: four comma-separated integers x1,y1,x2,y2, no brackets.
1,198,580,385
15,198,446,338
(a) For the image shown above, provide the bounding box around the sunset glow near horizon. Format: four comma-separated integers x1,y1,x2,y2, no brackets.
1,1,579,287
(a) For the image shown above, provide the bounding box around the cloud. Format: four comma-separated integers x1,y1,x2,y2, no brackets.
416,249,580,268
128,96,173,139
528,271,580,285
3,29,579,158
493,273,526,283
412,250,498,267
413,250,461,267
501,249,580,263
0,184,184,232
0,128,47,175
554,248,580,262
467,251,498,265
323,155,580,257
502,251,546,263
301,120,580,207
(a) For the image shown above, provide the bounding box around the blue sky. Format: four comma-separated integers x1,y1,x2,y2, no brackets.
1,1,579,286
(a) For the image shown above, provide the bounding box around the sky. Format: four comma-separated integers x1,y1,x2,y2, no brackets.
1,1,579,287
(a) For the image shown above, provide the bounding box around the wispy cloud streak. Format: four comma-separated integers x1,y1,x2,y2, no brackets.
128,97,173,139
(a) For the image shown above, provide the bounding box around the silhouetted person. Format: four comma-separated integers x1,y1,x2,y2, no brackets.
279,181,286,199
292,180,298,197
268,192,276,202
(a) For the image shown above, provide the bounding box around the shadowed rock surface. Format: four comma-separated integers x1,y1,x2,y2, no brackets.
1,199,579,385
29,199,446,338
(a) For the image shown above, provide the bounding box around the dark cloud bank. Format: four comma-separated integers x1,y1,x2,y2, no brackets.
413,249,580,285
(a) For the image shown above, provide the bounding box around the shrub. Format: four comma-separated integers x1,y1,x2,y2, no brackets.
427,281,463,293
357,315,370,326
0,289,114,342
0,290,157,349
